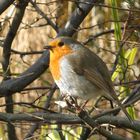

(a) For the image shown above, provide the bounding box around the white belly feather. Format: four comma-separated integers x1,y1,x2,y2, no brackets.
55,57,103,100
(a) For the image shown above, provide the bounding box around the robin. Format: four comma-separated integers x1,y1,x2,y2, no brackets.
44,36,133,123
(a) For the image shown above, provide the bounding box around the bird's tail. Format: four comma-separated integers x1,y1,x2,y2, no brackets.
114,97,134,125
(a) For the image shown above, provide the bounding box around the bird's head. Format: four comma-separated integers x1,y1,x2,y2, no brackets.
44,36,83,60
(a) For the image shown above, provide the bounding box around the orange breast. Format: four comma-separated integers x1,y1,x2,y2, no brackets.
49,44,73,81
50,58,61,80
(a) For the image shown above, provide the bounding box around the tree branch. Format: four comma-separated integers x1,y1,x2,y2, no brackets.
58,0,98,36
2,0,28,79
0,51,49,97
96,115,140,132
98,127,131,140
0,112,81,124
1,1,29,139
0,112,140,132
0,0,14,15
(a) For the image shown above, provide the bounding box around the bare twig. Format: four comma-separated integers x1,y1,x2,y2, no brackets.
24,84,57,139
30,0,58,32
114,79,140,86
83,25,140,44
11,49,43,56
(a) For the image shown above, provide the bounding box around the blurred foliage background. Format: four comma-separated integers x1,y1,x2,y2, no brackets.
0,0,140,139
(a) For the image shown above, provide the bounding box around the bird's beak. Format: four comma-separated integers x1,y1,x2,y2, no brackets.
44,45,53,52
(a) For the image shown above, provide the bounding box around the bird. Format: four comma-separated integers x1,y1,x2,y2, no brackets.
44,36,133,123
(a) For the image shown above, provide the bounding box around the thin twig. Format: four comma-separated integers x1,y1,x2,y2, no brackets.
30,0,58,32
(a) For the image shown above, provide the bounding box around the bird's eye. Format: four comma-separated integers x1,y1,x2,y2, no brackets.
58,41,64,47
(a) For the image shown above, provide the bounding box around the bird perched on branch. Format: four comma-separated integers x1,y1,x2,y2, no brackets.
44,36,133,123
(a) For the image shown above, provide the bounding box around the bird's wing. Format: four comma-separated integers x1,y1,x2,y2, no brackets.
69,47,115,98
68,47,133,123
84,68,111,94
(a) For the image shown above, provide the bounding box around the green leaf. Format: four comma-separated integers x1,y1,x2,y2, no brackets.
124,49,131,59
112,65,122,81
128,47,138,65
47,130,61,140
